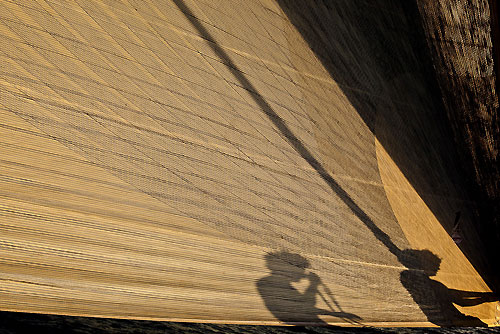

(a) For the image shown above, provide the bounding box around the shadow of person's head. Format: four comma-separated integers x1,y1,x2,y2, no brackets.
398,249,441,276
259,251,363,325
265,251,311,282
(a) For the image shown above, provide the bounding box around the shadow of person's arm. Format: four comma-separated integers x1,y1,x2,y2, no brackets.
306,272,321,291
448,288,498,306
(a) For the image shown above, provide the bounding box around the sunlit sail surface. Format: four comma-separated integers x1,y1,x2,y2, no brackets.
0,0,497,327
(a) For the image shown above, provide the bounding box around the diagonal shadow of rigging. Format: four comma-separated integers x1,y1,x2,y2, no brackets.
171,0,498,326
170,0,392,252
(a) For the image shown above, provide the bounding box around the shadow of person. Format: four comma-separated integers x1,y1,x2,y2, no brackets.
398,249,497,327
170,0,499,325
257,251,361,326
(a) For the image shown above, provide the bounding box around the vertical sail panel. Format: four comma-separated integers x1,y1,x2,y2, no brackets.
0,0,496,326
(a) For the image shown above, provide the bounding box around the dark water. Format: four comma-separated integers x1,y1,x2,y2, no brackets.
1,312,499,334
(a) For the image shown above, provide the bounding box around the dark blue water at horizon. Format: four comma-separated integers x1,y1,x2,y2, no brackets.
1,312,499,334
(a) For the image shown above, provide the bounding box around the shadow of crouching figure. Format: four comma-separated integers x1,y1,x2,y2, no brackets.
399,249,497,327
257,251,361,326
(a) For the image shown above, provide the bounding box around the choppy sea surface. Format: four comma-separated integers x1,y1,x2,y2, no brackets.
1,312,499,334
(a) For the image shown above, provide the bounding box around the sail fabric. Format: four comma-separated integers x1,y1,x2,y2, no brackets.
0,0,496,326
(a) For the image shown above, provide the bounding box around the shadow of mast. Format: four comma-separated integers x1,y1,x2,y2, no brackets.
170,0,395,254
171,0,497,326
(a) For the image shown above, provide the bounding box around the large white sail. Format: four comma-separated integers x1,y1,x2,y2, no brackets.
0,0,497,326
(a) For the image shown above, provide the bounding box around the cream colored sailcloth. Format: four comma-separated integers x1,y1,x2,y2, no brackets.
0,0,497,327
